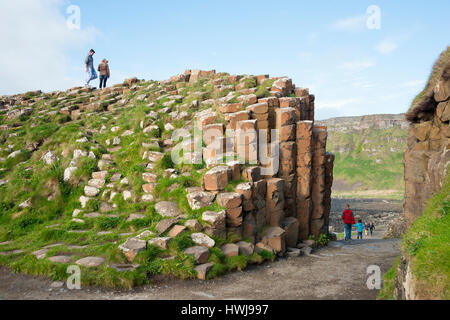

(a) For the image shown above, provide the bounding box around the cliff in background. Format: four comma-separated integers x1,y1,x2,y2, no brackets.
318,114,408,196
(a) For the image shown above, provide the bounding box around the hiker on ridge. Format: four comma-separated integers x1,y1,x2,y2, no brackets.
341,204,355,241
84,49,98,88
98,59,110,89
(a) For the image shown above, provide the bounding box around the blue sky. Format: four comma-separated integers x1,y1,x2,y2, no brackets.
1,0,449,120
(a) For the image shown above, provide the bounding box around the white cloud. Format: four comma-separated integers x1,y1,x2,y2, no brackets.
331,14,367,32
338,60,376,71
316,98,362,110
398,80,425,88
376,39,399,54
0,0,99,95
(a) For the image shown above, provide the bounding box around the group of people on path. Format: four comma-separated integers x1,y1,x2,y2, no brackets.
341,204,375,240
84,49,110,89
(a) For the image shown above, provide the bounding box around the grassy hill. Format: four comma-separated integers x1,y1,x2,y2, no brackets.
0,73,281,288
318,114,408,199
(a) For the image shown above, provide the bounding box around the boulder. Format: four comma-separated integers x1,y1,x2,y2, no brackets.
216,192,242,209
191,233,215,248
119,238,147,262
155,201,181,217
84,186,100,197
187,191,215,210
184,246,211,264
195,262,214,280
148,237,171,250
156,218,179,234
203,166,229,191
168,225,186,237
261,227,286,254
75,256,105,268
41,151,58,165
237,241,255,256
184,219,203,232
221,243,239,257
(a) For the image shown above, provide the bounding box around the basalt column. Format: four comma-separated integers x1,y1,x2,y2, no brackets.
310,126,328,237
295,121,314,240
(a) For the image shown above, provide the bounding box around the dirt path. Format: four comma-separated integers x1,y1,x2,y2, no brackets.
0,229,400,300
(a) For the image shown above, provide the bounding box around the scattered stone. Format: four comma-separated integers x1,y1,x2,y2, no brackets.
119,238,147,262
195,263,214,280
237,241,254,256
168,225,187,237
184,246,210,264
186,191,215,210
184,219,203,232
221,243,239,257
191,233,215,248
156,218,179,234
148,237,171,250
41,151,58,165
75,256,105,267
32,249,48,260
84,186,100,197
48,256,71,263
155,201,181,217
126,213,145,222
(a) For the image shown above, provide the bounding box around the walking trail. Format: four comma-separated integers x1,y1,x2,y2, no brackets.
0,229,400,300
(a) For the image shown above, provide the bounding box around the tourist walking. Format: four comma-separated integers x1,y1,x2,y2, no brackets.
364,223,369,237
354,220,365,240
341,204,355,240
98,59,110,89
84,49,97,88
369,222,375,237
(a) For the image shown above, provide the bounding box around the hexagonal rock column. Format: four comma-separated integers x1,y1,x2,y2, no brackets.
217,192,243,238
296,121,314,240
203,166,230,192
310,126,328,237
281,217,299,248
261,227,286,255
324,152,335,234
235,120,258,164
266,178,285,227
202,211,226,239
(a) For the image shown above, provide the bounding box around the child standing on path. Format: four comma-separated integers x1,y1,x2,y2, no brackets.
354,220,365,240
369,222,375,237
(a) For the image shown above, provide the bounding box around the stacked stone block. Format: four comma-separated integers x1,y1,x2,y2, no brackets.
310,126,328,237
296,121,314,240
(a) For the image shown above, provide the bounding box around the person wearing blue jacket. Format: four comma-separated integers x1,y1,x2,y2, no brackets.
354,220,365,240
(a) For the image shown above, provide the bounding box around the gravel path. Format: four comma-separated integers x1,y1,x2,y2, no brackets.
0,229,400,300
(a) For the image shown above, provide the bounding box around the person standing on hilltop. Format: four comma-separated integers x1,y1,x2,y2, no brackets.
341,204,355,241
84,49,97,88
98,59,110,89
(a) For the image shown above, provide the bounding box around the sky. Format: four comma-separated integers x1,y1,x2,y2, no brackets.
0,0,449,120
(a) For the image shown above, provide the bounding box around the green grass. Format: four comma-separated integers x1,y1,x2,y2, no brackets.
377,257,401,300
378,174,450,300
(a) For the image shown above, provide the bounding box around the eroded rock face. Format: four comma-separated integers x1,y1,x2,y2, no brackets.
186,191,215,210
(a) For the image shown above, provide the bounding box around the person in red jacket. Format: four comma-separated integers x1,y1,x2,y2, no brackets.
341,204,355,240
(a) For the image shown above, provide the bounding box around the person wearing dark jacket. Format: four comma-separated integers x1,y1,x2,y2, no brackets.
98,59,110,89
341,204,355,240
